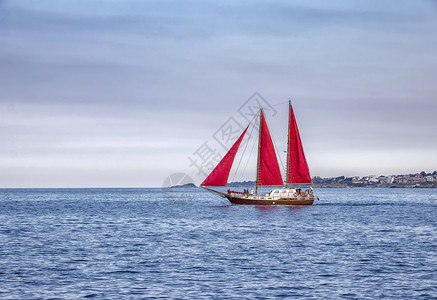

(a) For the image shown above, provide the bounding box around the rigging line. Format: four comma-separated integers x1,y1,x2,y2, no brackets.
270,123,286,181
269,99,290,108
238,112,259,183
256,99,290,111
256,98,293,178
230,111,259,184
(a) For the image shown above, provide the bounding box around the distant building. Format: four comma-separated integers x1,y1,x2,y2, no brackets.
368,176,379,183
352,176,361,184
387,176,395,184
412,175,426,183
426,176,435,182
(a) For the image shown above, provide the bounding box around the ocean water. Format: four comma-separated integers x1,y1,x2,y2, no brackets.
0,188,436,299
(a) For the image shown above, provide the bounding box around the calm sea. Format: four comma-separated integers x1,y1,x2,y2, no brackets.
0,188,436,299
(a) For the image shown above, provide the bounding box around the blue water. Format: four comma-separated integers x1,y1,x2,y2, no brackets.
0,188,436,299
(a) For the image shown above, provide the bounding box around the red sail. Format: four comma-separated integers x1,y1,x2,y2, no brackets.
286,102,312,184
201,126,249,186
257,111,283,186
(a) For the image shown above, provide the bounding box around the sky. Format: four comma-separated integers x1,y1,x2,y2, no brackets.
1,0,437,187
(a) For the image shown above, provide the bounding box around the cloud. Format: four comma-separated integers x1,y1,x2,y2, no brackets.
1,0,426,40
1,0,437,186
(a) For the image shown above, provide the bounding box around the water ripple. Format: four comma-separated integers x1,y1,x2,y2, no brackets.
0,188,436,299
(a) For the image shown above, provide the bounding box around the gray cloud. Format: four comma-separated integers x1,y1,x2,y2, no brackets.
1,1,423,40
1,0,437,186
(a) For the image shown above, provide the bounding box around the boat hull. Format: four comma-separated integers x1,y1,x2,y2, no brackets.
226,195,314,206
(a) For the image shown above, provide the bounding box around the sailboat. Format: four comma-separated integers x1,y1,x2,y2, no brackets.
201,100,316,205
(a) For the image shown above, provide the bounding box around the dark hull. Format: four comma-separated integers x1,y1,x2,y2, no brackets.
226,195,314,206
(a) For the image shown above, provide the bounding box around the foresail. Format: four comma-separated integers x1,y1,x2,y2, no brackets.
257,111,283,186
286,102,312,184
200,125,249,186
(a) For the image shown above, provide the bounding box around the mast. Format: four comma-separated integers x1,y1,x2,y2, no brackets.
255,109,262,194
285,100,291,187
286,100,312,184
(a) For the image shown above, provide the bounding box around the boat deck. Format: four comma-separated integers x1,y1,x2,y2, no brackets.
227,194,314,205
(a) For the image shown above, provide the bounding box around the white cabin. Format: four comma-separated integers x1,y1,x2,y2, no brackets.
269,189,295,200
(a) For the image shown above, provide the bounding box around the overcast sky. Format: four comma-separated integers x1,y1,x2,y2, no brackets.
1,0,437,187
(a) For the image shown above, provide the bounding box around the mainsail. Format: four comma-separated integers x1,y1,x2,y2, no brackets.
200,125,249,186
256,110,283,186
286,101,312,184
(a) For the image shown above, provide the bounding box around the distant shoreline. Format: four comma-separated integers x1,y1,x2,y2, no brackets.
227,171,437,188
